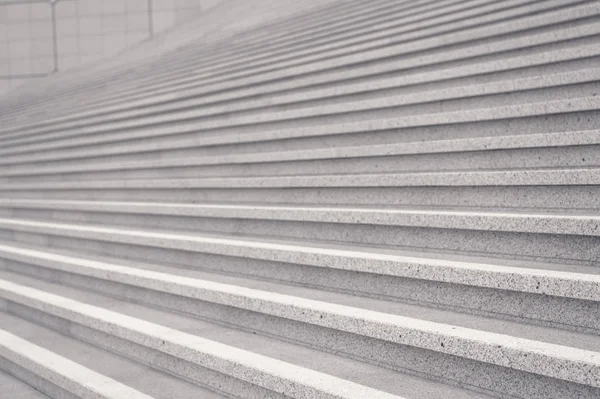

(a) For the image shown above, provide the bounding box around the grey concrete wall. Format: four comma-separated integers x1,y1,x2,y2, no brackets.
0,0,225,95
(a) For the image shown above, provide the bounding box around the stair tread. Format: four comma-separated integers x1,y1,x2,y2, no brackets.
2,216,598,276
1,242,598,354
0,325,158,399
2,67,598,151
0,272,490,399
0,0,598,396
0,369,49,399
1,0,596,128
8,39,598,139
7,214,600,276
3,165,600,190
2,198,599,236
2,129,600,175
0,312,229,399
2,95,599,158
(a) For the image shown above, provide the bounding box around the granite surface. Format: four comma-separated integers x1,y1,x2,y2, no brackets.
0,0,599,397
2,67,599,152
0,221,597,301
0,199,598,236
0,279,404,399
8,39,598,141
2,95,600,160
0,329,154,399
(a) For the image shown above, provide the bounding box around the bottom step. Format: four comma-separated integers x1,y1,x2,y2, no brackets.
0,312,226,399
0,270,492,399
0,369,48,399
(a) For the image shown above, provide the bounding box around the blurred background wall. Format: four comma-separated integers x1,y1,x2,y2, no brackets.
0,0,224,95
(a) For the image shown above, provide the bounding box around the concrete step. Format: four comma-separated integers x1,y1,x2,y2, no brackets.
0,274,485,399
1,95,599,167
1,0,585,135
0,313,229,399
0,0,464,125
0,246,598,399
0,199,598,265
0,328,158,399
0,218,598,331
0,369,49,399
2,0,597,136
2,67,599,154
1,0,598,397
188,0,581,82
0,167,598,210
2,240,599,332
53,5,600,119
56,0,596,116
177,2,600,91
0,0,353,124
1,130,599,180
0,0,478,124
7,35,598,143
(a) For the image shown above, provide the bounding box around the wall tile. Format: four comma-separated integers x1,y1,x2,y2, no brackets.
31,38,54,56
31,56,54,73
56,1,78,18
0,0,219,95
9,39,31,58
57,18,78,36
30,3,50,20
126,0,148,12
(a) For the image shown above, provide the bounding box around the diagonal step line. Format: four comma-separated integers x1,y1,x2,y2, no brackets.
0,219,598,301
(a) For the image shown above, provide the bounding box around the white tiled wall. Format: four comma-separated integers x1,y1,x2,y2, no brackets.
0,0,224,96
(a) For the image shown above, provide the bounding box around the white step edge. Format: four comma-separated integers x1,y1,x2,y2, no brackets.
2,167,600,190
1,95,598,163
0,328,155,399
3,64,598,151
0,257,599,388
0,279,404,399
1,198,600,237
0,220,597,301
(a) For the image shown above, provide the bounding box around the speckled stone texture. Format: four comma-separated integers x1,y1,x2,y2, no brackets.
0,0,600,398
0,329,154,399
0,280,405,399
1,248,599,398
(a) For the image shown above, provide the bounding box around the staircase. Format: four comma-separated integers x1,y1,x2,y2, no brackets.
0,0,599,398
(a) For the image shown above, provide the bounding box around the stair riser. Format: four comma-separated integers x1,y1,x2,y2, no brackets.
0,359,77,399
56,9,600,113
0,303,279,399
184,0,567,78
3,0,596,130
12,47,599,141
1,237,598,335
193,4,592,83
4,77,599,153
5,53,600,151
2,208,599,265
281,54,600,110
10,0,485,115
1,185,599,210
12,0,432,115
6,19,599,144
3,144,599,182
0,0,353,119
71,18,600,115
1,261,597,399
4,108,599,166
